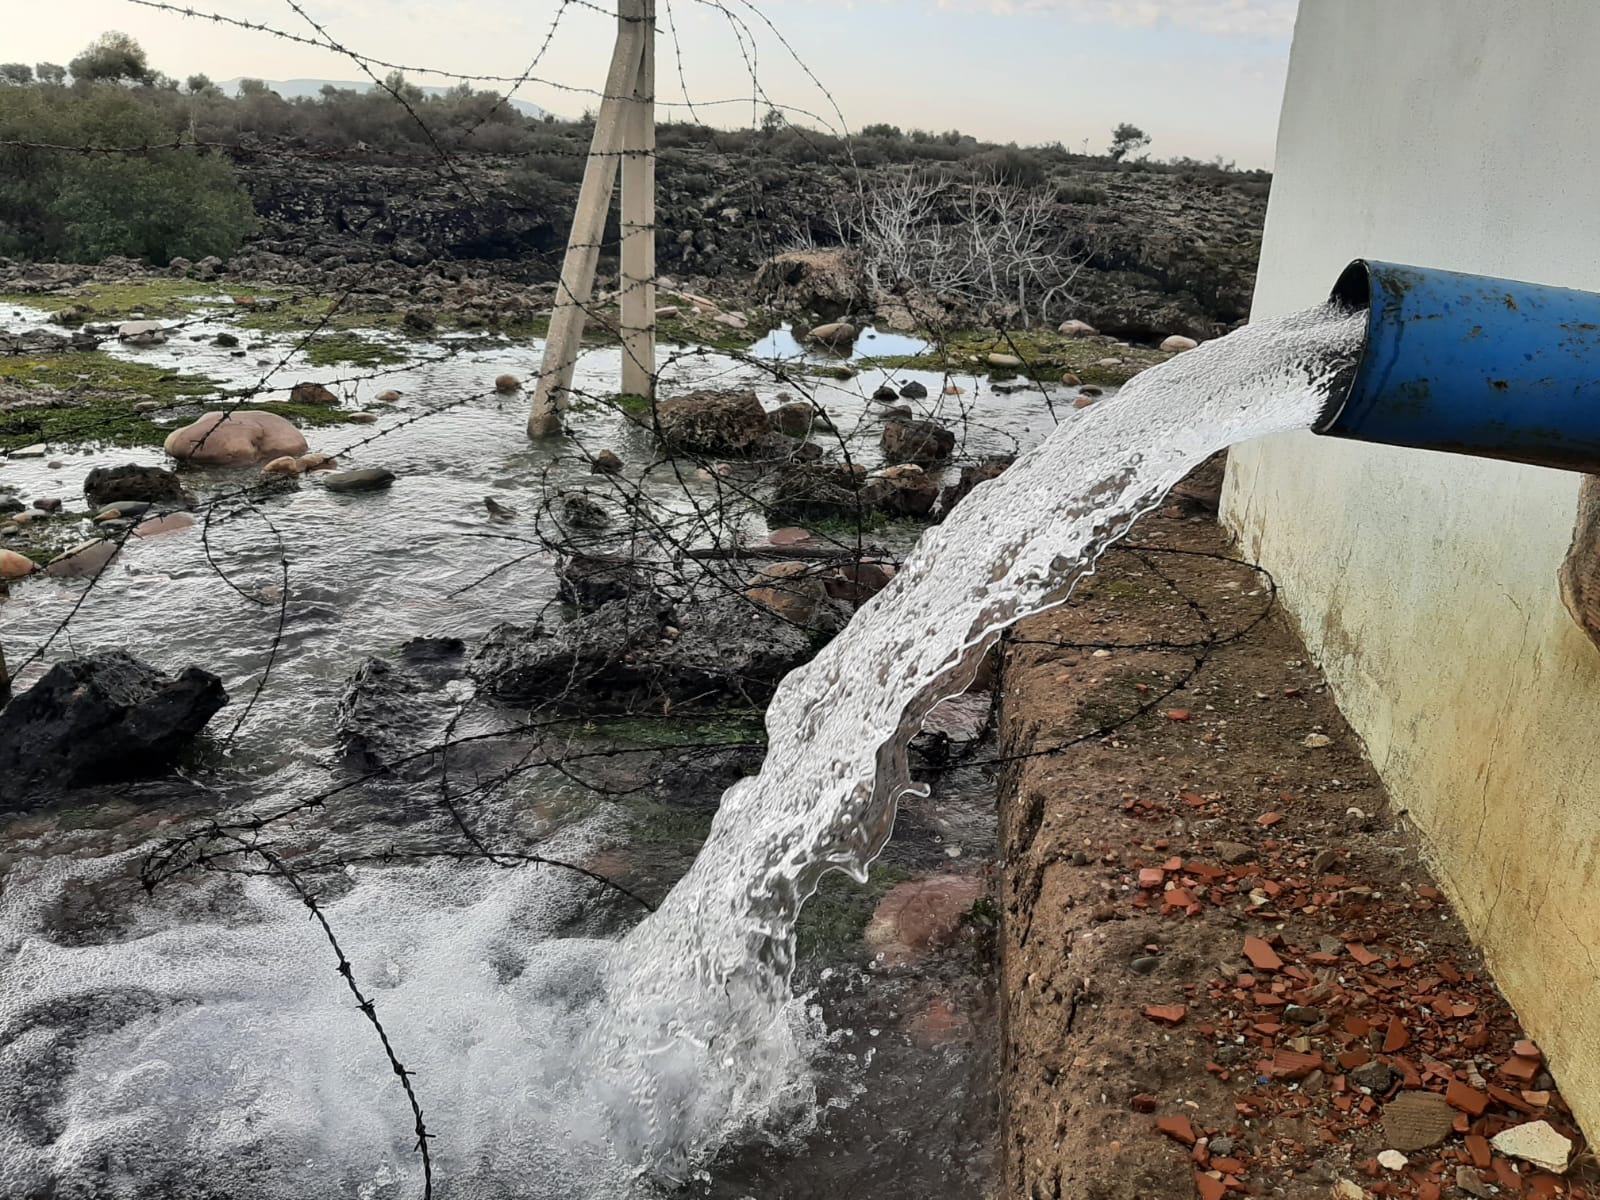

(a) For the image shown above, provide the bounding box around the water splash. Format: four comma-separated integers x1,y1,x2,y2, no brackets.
582,302,1367,1172
0,303,1364,1196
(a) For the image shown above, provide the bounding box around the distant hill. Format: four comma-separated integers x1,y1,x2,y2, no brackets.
218,78,551,120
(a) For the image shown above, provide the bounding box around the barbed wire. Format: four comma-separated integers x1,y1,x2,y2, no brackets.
0,1,1187,1194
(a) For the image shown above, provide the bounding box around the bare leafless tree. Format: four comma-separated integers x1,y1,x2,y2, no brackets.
835,170,1083,328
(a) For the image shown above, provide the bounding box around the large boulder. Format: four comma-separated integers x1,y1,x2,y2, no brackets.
653,389,771,456
0,652,227,808
164,411,309,466
881,418,955,465
83,464,192,511
751,249,868,320
866,464,939,517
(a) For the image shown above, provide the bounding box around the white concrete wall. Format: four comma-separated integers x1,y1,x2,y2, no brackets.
1224,0,1600,1137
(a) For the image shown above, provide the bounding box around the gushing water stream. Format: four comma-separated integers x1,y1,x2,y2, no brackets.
0,303,1364,1198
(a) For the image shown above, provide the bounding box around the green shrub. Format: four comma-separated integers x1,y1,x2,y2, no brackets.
0,84,254,263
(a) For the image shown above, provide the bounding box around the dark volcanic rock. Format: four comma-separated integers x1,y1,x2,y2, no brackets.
336,637,467,771
82,464,192,511
472,593,810,711
653,389,771,457
0,652,227,807
766,462,870,524
557,553,657,613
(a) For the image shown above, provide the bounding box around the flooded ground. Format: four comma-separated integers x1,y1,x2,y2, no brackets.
0,295,1086,1197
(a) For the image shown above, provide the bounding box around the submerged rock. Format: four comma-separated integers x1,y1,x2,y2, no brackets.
881,418,955,465
289,382,339,406
472,593,811,712
323,468,395,494
83,464,192,511
0,652,227,807
336,637,468,771
164,411,309,466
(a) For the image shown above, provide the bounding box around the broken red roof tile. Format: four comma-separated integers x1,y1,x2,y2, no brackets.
1195,1171,1227,1200
1243,936,1284,972
1348,942,1381,966
1269,1049,1324,1081
1258,812,1284,827
1383,1017,1411,1053
1145,1004,1187,1025
1466,1135,1493,1170
1139,867,1166,889
1157,1115,1197,1144
1514,1039,1542,1062
1447,1080,1490,1117
1502,1056,1542,1084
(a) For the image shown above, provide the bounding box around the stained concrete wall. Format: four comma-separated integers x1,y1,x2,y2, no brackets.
1222,0,1600,1138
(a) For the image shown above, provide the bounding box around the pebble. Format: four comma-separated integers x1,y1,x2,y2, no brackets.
323,468,396,494
1285,1005,1322,1025
296,453,338,473
1377,1150,1407,1171
1350,1061,1395,1094
32,498,61,513
495,373,521,392
592,449,624,474
261,456,303,477
347,412,379,424
986,352,1022,368
134,400,163,413
1303,732,1333,748
375,390,402,403
1455,1166,1493,1197
94,501,152,521
1130,956,1160,975
9,443,47,458
1060,372,1081,387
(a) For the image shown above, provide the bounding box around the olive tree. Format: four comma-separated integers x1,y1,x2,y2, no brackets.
68,32,151,86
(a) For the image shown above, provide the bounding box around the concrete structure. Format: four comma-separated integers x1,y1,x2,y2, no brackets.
1223,0,1600,1136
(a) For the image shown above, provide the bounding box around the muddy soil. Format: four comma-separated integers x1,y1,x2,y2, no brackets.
997,498,1598,1200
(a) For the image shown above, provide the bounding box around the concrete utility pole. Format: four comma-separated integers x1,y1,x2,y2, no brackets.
529,0,656,438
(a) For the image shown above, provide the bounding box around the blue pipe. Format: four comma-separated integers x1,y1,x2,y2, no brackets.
1315,259,1600,473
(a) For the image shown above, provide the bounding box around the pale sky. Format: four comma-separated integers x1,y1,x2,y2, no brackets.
6,0,1297,167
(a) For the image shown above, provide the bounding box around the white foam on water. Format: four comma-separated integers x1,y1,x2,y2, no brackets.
0,304,1365,1197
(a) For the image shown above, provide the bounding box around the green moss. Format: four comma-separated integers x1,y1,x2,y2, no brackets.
796,861,914,959
0,278,229,321
0,353,364,450
301,332,409,368
860,328,1168,386
598,711,768,748
0,353,218,449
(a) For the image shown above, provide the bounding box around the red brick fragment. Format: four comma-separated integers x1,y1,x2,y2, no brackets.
1447,1080,1490,1117
1383,1016,1411,1052
1418,1183,1442,1200
1348,942,1380,966
1212,1158,1246,1174
1195,1172,1227,1200
1131,1094,1159,1114
1145,1004,1187,1025
1338,1049,1371,1070
1243,936,1284,972
1465,1134,1492,1169
1502,1055,1542,1083
1139,867,1166,889
1168,709,1192,722
1158,1114,1197,1144
1514,1039,1543,1062
1258,812,1283,827
1270,1049,1323,1081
